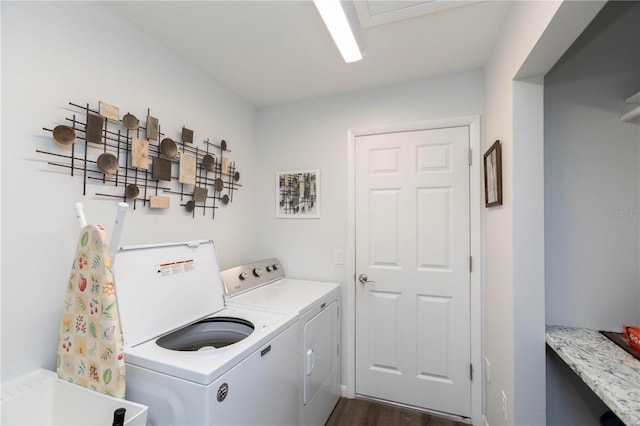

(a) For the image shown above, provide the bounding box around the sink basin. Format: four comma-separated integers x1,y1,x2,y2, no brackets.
1,369,148,425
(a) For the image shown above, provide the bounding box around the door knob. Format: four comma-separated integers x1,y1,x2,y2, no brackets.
358,273,375,284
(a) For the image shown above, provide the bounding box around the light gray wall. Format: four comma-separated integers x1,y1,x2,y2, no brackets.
483,2,569,424
483,1,611,423
545,0,640,333
545,2,640,424
254,70,485,283
1,1,259,381
513,76,547,426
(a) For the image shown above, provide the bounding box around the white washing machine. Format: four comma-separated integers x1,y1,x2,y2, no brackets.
221,259,341,426
113,241,299,426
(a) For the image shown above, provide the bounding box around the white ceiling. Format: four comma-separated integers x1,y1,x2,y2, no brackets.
105,1,512,107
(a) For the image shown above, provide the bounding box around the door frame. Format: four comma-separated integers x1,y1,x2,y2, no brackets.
344,116,482,425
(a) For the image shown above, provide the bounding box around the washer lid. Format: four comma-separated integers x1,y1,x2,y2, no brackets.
114,240,224,347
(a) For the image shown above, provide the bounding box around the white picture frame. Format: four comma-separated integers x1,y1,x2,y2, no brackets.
276,169,320,218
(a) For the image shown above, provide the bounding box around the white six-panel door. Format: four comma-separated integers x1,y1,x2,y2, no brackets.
355,126,471,417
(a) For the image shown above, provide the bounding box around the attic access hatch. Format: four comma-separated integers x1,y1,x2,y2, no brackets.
354,0,482,28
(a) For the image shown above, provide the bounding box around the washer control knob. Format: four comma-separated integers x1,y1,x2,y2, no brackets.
217,383,229,402
272,264,279,271
239,272,248,280
253,267,263,277
266,265,273,272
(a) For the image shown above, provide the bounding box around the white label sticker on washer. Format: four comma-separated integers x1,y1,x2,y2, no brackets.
157,259,195,277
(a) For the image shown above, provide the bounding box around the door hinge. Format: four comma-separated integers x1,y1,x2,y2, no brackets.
468,149,472,166
469,256,473,273
470,363,473,381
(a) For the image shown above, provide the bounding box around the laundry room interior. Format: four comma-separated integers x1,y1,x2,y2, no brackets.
1,1,639,425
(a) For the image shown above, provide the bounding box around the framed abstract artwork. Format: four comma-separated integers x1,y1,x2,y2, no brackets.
276,169,320,218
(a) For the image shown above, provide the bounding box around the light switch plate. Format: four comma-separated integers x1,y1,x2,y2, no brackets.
334,249,344,265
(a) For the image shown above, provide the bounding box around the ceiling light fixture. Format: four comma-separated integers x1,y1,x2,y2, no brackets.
312,0,363,63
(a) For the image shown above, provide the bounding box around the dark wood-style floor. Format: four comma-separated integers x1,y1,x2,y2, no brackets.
325,397,469,426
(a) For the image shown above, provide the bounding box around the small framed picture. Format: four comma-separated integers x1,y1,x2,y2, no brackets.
276,169,320,218
483,140,503,207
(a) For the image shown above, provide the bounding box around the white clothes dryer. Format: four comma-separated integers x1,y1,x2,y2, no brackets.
114,241,299,426
221,259,341,426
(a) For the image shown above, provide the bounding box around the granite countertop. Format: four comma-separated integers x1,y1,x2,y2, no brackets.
546,325,640,426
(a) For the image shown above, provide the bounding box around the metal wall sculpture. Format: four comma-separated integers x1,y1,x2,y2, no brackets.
40,101,241,219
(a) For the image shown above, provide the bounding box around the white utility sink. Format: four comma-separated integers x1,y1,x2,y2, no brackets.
1,369,148,425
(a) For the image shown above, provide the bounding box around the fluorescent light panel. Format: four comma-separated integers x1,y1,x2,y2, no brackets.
313,0,363,63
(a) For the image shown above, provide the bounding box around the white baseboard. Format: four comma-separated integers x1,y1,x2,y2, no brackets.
340,384,349,397
482,414,490,426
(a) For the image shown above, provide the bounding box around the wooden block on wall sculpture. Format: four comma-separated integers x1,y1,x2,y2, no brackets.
98,101,119,122
149,196,170,209
152,157,171,181
146,115,159,142
221,157,229,175
131,138,149,170
182,127,193,144
85,114,105,144
179,153,196,185
193,187,208,202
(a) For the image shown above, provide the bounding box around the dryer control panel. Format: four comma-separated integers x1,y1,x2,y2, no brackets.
221,258,284,296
